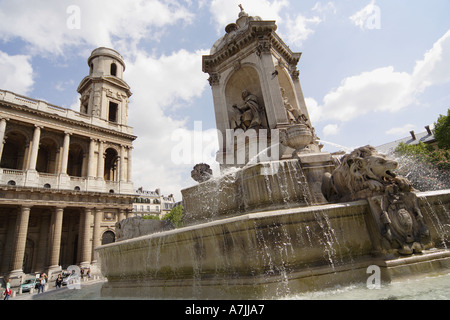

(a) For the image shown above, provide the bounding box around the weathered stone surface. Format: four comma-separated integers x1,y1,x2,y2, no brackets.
115,217,175,241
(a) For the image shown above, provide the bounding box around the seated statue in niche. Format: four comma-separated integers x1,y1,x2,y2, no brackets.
281,87,309,126
230,89,264,131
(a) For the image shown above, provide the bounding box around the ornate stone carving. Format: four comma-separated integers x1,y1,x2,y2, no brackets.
208,73,221,86
322,145,432,255
230,90,264,131
368,193,431,255
281,87,309,126
322,146,409,202
191,163,213,183
256,36,272,58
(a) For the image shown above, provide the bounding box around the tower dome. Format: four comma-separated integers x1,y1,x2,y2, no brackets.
88,47,126,78
77,47,131,125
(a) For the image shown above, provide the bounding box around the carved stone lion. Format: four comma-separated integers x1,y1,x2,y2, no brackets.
322,145,413,202
321,146,432,255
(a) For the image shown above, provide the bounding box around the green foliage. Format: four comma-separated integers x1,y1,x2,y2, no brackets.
395,142,450,170
142,215,160,220
434,108,450,149
163,205,184,228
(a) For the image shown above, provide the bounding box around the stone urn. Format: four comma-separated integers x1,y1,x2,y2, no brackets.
280,124,313,153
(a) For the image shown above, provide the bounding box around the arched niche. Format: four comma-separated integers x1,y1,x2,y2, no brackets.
276,66,299,111
224,65,268,129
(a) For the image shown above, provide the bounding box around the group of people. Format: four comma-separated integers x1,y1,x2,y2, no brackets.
2,267,92,300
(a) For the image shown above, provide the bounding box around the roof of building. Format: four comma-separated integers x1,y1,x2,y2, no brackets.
376,126,436,155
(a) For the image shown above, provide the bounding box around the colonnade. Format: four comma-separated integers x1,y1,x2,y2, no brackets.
0,117,133,183
2,205,131,279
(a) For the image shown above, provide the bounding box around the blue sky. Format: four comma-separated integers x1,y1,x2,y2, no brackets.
0,0,449,199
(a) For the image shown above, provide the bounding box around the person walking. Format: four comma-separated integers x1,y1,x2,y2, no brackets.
38,274,46,294
55,274,63,289
3,278,11,300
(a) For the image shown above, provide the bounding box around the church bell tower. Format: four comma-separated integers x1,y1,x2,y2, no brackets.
77,47,132,126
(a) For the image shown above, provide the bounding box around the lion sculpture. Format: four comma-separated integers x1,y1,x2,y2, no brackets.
322,145,414,202
321,146,432,255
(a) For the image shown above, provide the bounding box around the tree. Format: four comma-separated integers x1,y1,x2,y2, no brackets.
163,205,184,228
394,108,450,191
434,108,450,149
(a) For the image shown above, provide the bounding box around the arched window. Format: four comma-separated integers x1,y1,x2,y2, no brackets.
0,131,28,170
110,63,117,76
104,148,119,181
36,137,58,174
102,231,115,245
68,144,84,177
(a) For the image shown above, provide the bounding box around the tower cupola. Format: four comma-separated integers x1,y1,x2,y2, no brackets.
77,47,132,126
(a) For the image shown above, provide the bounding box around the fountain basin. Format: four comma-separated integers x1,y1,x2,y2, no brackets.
96,190,450,299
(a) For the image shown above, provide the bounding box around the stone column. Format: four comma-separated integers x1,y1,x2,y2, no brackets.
48,207,64,274
80,208,92,268
9,206,31,277
60,132,71,174
91,208,103,263
0,213,17,273
118,209,127,222
28,125,42,170
87,138,96,178
127,146,133,182
120,145,126,182
0,117,8,160
97,140,105,179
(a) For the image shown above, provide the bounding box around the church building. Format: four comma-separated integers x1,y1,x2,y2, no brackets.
0,47,136,283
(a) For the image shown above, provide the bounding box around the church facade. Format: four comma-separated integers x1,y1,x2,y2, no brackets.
0,47,136,282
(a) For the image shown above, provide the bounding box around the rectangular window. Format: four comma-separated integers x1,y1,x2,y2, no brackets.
109,102,118,122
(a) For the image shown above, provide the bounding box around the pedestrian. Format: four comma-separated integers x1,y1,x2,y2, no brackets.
87,268,91,278
56,274,63,289
3,278,11,300
38,273,46,293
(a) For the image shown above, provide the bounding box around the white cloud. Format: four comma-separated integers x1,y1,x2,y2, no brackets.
323,124,340,137
308,29,450,126
0,51,34,95
0,0,194,56
284,13,321,47
412,30,450,93
314,66,413,123
125,48,210,198
208,0,288,34
312,2,337,15
385,124,416,136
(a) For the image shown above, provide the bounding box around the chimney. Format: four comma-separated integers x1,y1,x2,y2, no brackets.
425,125,432,135
410,131,416,140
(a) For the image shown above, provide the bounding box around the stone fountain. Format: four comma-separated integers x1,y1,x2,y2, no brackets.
96,8,450,299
